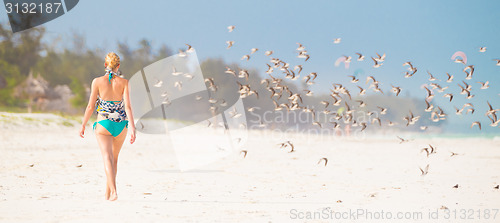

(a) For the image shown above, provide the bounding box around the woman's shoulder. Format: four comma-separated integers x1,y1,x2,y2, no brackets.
91,76,104,85
116,76,128,84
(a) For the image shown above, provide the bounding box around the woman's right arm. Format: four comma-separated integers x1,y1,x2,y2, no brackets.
80,79,98,138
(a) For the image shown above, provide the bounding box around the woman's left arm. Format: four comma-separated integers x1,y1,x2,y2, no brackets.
123,79,136,144
80,79,98,138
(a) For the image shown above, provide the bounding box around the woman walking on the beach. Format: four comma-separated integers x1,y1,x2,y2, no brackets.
79,52,136,201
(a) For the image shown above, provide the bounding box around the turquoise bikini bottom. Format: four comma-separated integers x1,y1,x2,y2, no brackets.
93,120,129,137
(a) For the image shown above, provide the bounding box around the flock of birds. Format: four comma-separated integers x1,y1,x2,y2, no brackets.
152,25,499,184
224,25,500,132
229,25,500,185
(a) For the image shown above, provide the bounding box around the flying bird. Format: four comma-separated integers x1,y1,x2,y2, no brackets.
240,150,247,158
185,44,194,53
355,52,365,61
318,158,328,166
446,73,454,83
153,78,163,88
463,65,474,80
471,121,481,130
226,41,235,49
419,164,429,176
477,81,489,89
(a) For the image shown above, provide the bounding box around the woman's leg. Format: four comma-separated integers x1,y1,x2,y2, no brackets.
111,127,127,190
95,124,117,201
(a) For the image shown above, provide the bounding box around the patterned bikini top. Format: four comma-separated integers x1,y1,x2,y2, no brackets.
95,95,127,122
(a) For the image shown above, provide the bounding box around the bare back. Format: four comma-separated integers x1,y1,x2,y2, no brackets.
94,75,127,101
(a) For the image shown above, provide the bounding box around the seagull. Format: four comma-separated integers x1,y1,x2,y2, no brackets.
397,136,410,144
355,52,365,61
296,42,305,51
450,152,459,157
238,69,249,80
320,101,329,108
241,54,250,61
466,107,475,115
226,41,235,49
391,85,402,96
465,90,474,99
348,75,359,83
178,49,187,57
421,147,430,157
250,48,258,54
174,81,182,90
424,86,434,101
294,65,303,74
183,73,193,80
229,107,241,118
377,106,387,114
471,121,481,130
297,51,310,61
185,44,194,53
161,97,171,105
425,100,434,112
427,71,437,81
446,73,454,83
333,38,341,44
454,58,465,64
444,93,453,102
366,76,378,84
172,66,182,76
318,158,328,166
153,78,163,88
240,150,247,158
360,122,367,131
477,81,489,89
225,66,236,77
265,50,273,56
357,86,366,95
374,52,386,62
420,164,429,176
227,25,235,32
278,141,294,152
372,57,382,68
479,47,486,52
494,59,500,66
486,101,497,116
463,65,474,80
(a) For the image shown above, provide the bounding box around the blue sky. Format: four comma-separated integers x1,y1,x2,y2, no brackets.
1,0,499,133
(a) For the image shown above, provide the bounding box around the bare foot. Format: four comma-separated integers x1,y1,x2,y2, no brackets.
108,192,118,201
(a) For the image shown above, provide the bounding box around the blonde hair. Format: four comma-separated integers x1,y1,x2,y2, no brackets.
105,52,120,70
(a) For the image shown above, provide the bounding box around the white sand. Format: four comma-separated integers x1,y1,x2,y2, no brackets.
1,112,499,222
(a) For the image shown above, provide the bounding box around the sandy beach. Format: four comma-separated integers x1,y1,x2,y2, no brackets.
0,112,499,222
